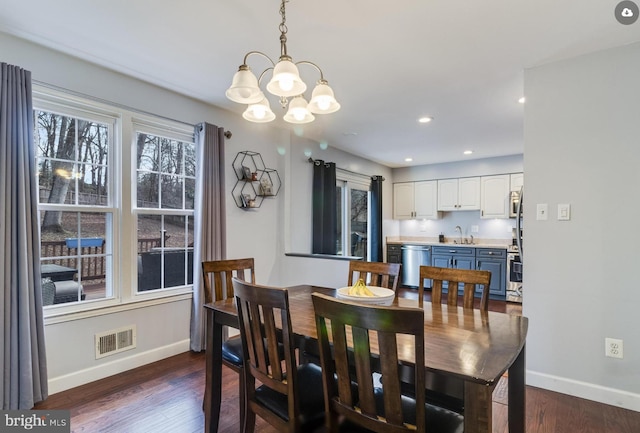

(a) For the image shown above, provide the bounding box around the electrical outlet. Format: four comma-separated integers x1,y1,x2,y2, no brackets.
605,338,623,359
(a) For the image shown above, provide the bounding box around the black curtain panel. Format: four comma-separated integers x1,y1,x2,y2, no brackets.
312,160,337,254
370,175,384,262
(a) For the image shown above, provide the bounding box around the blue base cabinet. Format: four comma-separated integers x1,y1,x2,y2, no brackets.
475,248,506,298
431,246,506,300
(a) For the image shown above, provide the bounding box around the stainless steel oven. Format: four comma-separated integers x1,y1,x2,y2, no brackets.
506,251,522,303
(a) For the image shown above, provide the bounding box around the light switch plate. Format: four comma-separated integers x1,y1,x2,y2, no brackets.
536,203,548,220
558,203,571,220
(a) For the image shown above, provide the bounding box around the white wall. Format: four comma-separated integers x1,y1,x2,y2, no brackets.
524,42,640,410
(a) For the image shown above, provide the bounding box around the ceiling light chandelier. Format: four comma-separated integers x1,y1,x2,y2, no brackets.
225,0,340,124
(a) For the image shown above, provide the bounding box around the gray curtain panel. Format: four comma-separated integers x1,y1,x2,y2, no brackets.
190,122,226,352
0,63,48,409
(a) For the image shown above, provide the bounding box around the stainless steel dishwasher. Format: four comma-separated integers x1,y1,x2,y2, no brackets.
401,245,431,288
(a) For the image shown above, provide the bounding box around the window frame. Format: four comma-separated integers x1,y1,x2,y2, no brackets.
132,118,196,294
336,170,371,259
33,86,196,323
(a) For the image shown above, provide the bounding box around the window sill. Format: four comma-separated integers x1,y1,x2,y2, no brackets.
285,252,364,261
43,288,193,325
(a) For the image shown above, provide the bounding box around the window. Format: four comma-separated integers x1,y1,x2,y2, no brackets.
134,128,196,292
34,87,197,315
35,106,115,305
336,172,370,259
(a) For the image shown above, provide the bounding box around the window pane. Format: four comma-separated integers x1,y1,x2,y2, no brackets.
136,133,194,210
137,214,194,291
137,172,159,208
161,174,183,209
350,189,368,259
35,112,110,207
39,210,112,303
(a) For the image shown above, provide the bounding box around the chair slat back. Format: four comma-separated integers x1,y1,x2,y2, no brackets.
233,278,298,415
201,258,255,304
348,261,401,291
312,293,425,433
419,266,491,310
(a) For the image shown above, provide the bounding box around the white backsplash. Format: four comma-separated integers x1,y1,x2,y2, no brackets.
398,212,516,242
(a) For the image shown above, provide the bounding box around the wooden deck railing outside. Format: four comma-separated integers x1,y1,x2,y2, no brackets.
41,236,167,281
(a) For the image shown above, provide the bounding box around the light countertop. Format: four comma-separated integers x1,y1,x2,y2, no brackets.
386,237,511,249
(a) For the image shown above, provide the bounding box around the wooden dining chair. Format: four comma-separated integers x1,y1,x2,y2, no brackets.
312,293,464,433
232,278,326,433
419,265,491,311
201,258,255,432
347,260,401,291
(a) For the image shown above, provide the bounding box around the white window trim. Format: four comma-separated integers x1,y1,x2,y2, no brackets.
33,85,197,324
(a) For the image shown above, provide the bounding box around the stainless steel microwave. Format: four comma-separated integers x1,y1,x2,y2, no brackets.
510,190,521,218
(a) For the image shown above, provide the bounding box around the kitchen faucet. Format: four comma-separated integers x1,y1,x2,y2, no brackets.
455,225,462,244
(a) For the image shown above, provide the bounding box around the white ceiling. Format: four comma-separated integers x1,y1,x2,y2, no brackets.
1,0,639,167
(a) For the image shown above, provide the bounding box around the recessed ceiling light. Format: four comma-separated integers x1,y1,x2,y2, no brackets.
405,157,413,162
518,97,526,104
464,150,473,155
418,116,433,124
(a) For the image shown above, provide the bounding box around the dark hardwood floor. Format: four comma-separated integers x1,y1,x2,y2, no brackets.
34,294,640,432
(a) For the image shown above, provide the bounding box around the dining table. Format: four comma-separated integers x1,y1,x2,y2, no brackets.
203,284,528,433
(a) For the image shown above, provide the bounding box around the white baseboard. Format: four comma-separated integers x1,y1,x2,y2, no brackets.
47,339,191,395
527,370,640,412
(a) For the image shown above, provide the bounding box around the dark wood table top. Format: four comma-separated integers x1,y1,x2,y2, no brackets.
205,284,528,386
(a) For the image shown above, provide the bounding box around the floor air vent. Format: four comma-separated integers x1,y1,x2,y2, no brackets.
95,325,137,359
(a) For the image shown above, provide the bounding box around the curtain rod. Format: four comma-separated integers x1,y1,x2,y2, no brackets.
33,80,196,129
307,157,384,181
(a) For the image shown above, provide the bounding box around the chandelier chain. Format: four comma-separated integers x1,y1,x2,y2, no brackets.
279,0,289,58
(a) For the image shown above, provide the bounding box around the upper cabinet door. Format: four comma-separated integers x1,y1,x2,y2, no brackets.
414,180,440,219
437,178,459,211
438,177,480,211
457,177,481,210
510,173,524,192
481,174,510,218
393,182,415,219
393,181,440,220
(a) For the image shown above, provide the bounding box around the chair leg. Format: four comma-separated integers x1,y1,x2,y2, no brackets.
241,368,258,433
238,367,246,433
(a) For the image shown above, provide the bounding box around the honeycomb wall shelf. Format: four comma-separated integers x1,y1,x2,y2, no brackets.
231,151,281,210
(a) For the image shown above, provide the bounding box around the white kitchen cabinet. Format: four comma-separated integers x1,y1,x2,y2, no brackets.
510,172,524,192
393,181,439,219
437,177,480,211
480,174,510,218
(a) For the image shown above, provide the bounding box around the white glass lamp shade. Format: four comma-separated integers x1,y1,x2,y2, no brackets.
266,59,307,97
225,67,263,104
308,82,341,114
242,97,276,123
283,96,315,124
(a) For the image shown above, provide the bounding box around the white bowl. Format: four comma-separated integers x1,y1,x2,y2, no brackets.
336,286,395,306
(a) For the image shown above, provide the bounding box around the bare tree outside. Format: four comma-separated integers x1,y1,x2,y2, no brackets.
36,112,108,233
